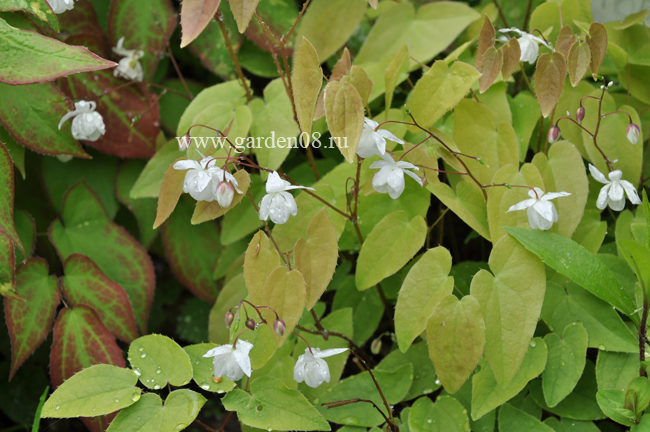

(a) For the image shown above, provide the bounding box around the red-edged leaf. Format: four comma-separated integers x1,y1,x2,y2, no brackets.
0,0,59,31
62,254,139,343
59,70,159,158
0,233,14,292
0,82,88,158
0,17,115,85
50,306,124,432
57,0,111,58
0,141,22,252
115,160,158,249
49,183,155,334
4,258,60,380
108,0,177,81
180,0,222,48
162,198,220,302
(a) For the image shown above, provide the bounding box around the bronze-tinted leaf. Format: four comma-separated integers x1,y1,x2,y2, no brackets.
346,65,373,105
323,80,364,162
500,37,521,80
587,22,607,75
330,47,351,81
190,170,251,224
476,16,495,72
568,42,591,87
555,25,577,59
180,0,222,48
478,46,503,93
153,159,186,229
534,52,567,117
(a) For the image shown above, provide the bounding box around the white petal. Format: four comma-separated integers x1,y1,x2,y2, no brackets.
376,129,404,145
314,348,348,358
369,159,389,170
608,182,624,201
507,198,536,212
265,171,290,193
541,191,571,201
364,117,379,130
203,344,233,358
532,200,556,224
596,184,610,210
608,197,626,211
259,194,272,221
621,180,641,205
404,168,424,187
527,205,553,230
588,164,609,184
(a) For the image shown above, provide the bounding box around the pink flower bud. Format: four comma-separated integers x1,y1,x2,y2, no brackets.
626,123,640,145
215,181,235,207
224,311,234,328
548,126,560,143
273,319,286,336
245,318,256,330
576,106,585,123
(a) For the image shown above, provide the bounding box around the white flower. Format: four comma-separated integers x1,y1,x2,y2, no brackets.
589,164,640,211
626,123,640,145
370,153,423,199
215,170,242,208
113,37,144,82
203,340,253,382
259,171,314,224
356,117,404,159
47,0,74,14
173,156,223,202
507,187,571,230
57,100,105,142
293,347,347,388
499,28,552,64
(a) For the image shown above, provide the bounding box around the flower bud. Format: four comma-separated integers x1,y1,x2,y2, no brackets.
370,337,382,355
273,319,286,336
576,106,585,123
224,311,234,328
626,123,640,145
245,318,256,330
547,125,560,143
215,181,235,208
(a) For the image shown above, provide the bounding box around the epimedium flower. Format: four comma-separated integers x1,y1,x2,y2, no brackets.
203,340,253,382
113,37,144,82
588,164,640,211
57,100,105,142
46,0,74,14
293,347,347,388
507,187,571,231
259,171,314,225
370,153,423,199
214,170,242,208
356,117,404,159
173,156,224,202
626,123,640,145
499,28,552,64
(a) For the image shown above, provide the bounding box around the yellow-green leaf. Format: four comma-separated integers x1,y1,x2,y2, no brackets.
190,170,251,224
324,80,364,163
262,267,306,345
292,37,323,136
243,231,281,304
229,0,261,33
153,160,186,229
294,209,339,310
346,65,373,105
384,45,409,111
356,211,427,290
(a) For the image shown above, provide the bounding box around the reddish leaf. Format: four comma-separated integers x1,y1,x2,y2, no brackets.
0,17,115,85
478,46,503,93
500,37,520,80
0,82,89,158
59,70,159,158
180,0,222,48
57,0,111,58
555,25,577,59
62,254,139,343
108,0,178,81
534,52,567,118
4,258,60,380
475,16,495,72
0,233,14,291
49,183,155,334
162,199,220,302
587,22,607,75
0,141,22,252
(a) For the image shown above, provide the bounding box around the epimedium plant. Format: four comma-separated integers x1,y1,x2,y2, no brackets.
1,0,650,431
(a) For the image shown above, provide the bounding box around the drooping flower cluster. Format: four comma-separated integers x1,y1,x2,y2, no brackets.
294,347,348,388
588,164,640,211
259,171,313,225
507,188,571,231
58,100,105,142
173,157,241,205
499,27,552,64
113,37,144,82
46,0,74,14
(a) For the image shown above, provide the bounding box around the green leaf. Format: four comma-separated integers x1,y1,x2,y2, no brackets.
223,376,330,431
471,337,548,420
408,61,481,129
107,0,177,81
243,230,282,305
426,294,485,394
162,198,220,301
50,183,155,333
409,396,470,432
509,92,540,161
505,227,636,314
220,175,264,245
0,141,21,251
115,160,158,248
208,273,247,344
292,37,322,136
62,254,139,343
395,247,454,352
261,267,306,345
324,80,364,162
0,0,59,31
356,211,427,290
542,323,588,407
106,390,206,432
0,17,114,84
0,124,25,178
541,282,637,353
596,389,636,426
42,364,140,418
470,236,546,386
295,0,366,61
130,140,184,199
4,259,59,379
128,334,193,390
0,82,88,157
498,404,554,432
596,351,640,392
49,306,126,387
376,343,439,401
319,363,413,427
618,239,650,298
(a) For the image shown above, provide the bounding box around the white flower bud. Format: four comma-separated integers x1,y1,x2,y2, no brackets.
58,100,105,142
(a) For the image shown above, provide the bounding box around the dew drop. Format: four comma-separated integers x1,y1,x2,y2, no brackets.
434,379,441,385
176,425,185,431
153,384,160,390
427,419,432,424
114,399,119,403
140,353,147,358
55,405,60,411
598,345,606,350
133,368,142,376
530,341,536,347
156,368,161,374
256,405,263,412
201,384,210,390
139,347,144,352
131,392,140,402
